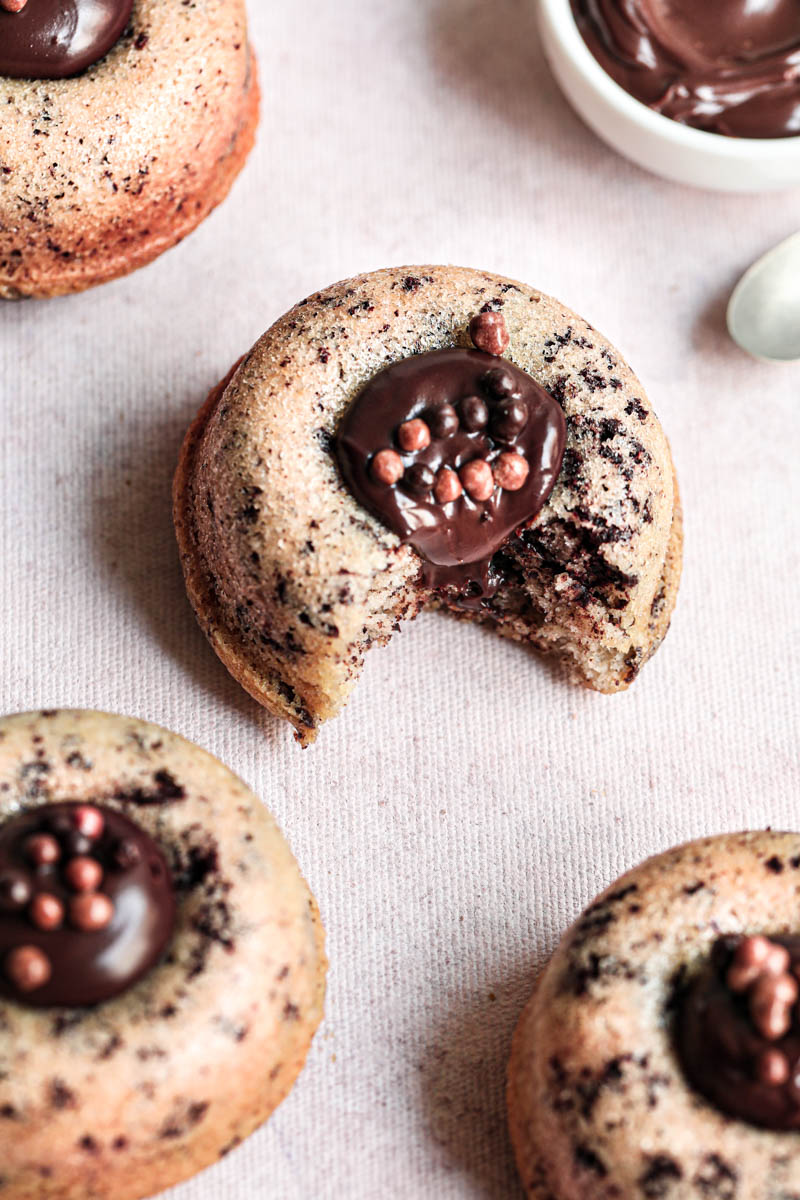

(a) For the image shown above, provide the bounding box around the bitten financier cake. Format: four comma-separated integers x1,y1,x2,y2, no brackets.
0,0,258,299
174,265,682,745
508,832,800,1199
0,709,326,1199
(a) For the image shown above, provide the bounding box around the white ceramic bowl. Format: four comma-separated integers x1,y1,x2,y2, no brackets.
538,0,800,192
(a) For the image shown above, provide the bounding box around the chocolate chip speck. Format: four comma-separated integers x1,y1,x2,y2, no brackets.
159,1100,210,1139
65,751,92,770
575,1145,608,1177
625,398,649,422
693,1153,738,1196
638,1155,683,1197
153,770,184,799
49,1080,76,1110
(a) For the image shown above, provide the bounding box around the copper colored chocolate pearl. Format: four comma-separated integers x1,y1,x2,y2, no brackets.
371,449,404,486
64,856,104,893
679,934,800,1129
335,328,566,599
24,833,60,868
29,893,64,931
493,452,530,491
434,467,462,505
73,805,105,839
70,892,114,932
460,459,494,502
469,310,510,356
0,803,175,1007
758,1048,791,1086
6,945,51,992
397,419,431,453
0,0,27,12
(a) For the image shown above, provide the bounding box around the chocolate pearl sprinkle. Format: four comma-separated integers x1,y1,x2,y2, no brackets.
769,975,797,1003
469,311,510,357
6,946,51,992
70,893,114,933
728,934,774,992
30,893,64,931
73,806,104,840
492,397,529,442
494,452,530,492
758,1048,791,1087
370,449,404,486
765,945,792,976
428,404,459,439
750,972,798,1040
397,418,431,453
24,834,60,868
459,395,488,433
460,459,494,503
0,0,29,12
482,367,519,400
65,856,104,894
404,463,435,496
433,467,463,505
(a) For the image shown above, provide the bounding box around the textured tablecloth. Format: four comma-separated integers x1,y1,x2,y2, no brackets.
1,1,799,1196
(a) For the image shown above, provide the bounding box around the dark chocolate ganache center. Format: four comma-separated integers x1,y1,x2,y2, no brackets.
0,803,175,1007
678,934,800,1129
0,0,133,81
572,0,800,138
335,315,566,601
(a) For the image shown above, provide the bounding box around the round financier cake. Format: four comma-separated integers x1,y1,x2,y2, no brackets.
0,0,258,299
174,265,682,745
0,709,326,1200
508,832,800,1200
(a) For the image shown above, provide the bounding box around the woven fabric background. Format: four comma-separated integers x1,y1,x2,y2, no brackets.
1,1,799,1196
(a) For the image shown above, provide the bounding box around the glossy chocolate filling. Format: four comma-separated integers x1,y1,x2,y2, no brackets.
572,0,800,138
0,0,133,80
335,347,566,600
0,803,175,1008
678,935,800,1129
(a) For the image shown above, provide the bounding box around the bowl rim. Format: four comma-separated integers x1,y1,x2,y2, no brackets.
539,0,800,159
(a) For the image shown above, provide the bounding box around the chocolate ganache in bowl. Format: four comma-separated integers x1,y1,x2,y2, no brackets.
571,0,800,138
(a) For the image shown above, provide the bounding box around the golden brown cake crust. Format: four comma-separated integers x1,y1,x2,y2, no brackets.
507,832,800,1200
0,709,326,1200
173,265,682,745
0,0,258,299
